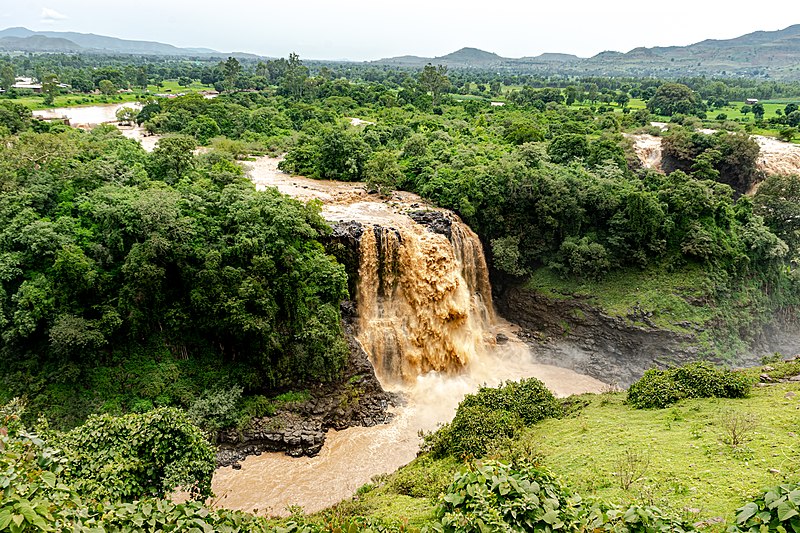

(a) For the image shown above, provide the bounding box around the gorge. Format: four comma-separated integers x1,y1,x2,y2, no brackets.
207,156,606,515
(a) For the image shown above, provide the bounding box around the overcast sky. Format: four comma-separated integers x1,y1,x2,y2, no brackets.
4,1,799,61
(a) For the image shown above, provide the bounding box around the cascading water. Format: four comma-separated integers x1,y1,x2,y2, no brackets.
355,217,494,384
210,157,607,516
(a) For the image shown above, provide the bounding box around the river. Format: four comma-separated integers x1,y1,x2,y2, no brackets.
44,107,608,516
210,156,607,516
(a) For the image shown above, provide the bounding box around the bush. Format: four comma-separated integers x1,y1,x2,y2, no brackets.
187,385,243,433
459,378,562,426
426,378,562,459
430,460,697,533
431,460,577,532
55,407,215,501
627,362,753,409
432,405,524,460
730,482,800,533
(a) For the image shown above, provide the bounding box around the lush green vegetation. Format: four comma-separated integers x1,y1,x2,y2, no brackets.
626,362,754,409
423,378,562,459
3,51,800,531
0,117,347,430
333,362,800,531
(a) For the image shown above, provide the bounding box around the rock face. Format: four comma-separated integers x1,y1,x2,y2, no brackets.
494,284,800,387
496,285,704,387
408,210,453,239
216,299,396,467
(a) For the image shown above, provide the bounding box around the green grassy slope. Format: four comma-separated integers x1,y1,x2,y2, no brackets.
331,367,800,531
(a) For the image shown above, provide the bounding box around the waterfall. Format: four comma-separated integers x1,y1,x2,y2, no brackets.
354,212,498,384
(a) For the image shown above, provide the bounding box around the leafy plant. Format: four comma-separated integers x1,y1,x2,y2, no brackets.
54,408,215,501
730,483,800,533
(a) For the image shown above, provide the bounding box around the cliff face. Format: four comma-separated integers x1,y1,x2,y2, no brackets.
495,283,800,387
495,285,702,387
216,301,396,467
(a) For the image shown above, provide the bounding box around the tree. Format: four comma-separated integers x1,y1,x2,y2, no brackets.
281,52,308,99
98,79,116,96
115,106,138,126
41,73,59,106
647,83,698,116
740,105,752,117
565,85,581,106
148,134,196,183
222,56,241,92
785,103,798,116
365,150,403,196
178,76,192,88
0,63,14,92
419,64,450,107
136,67,148,90
751,102,765,120
316,127,371,181
691,148,722,181
547,133,590,164
787,110,800,128
755,173,800,254
615,91,630,108
777,127,797,142
186,115,221,144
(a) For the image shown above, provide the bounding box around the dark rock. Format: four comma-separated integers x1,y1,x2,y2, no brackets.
214,270,398,467
496,333,509,344
408,210,453,239
494,284,716,387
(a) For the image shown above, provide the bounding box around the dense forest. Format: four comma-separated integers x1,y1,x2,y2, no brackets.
2,51,800,531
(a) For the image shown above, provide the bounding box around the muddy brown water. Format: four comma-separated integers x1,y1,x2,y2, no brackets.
208,158,607,516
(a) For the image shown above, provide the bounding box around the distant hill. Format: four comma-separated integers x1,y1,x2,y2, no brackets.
3,24,800,79
580,24,800,77
376,47,505,68
372,24,800,79
0,34,83,52
0,27,257,58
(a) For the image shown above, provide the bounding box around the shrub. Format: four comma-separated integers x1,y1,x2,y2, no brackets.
730,483,800,533
187,385,243,433
426,378,562,459
432,405,524,460
55,407,215,501
459,377,562,426
627,362,753,409
431,460,578,532
430,460,697,533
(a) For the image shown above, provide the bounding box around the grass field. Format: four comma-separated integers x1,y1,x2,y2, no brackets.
338,371,800,531
526,264,713,332
7,79,215,110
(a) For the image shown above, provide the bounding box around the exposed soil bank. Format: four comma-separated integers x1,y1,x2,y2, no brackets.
626,132,800,179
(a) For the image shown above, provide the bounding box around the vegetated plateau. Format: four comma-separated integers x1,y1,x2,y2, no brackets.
1,27,800,531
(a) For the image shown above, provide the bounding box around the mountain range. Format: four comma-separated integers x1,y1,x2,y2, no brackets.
1,24,800,79
371,25,800,79
0,27,254,58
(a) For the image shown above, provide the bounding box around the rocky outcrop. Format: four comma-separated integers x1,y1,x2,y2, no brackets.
216,300,397,468
496,285,704,387
408,210,453,239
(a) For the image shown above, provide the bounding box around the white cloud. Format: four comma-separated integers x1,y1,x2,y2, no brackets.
41,7,68,23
